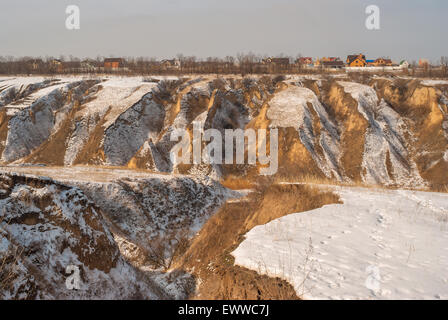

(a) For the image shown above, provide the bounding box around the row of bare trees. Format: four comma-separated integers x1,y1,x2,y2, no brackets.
1,55,447,77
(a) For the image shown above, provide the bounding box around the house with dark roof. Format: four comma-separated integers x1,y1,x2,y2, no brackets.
104,58,125,69
322,60,345,69
346,54,367,67
262,57,290,66
161,59,181,70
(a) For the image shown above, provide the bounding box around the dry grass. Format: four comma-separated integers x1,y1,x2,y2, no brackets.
71,164,166,174
427,184,448,194
275,173,448,195
273,173,379,189
0,246,22,294
221,175,256,190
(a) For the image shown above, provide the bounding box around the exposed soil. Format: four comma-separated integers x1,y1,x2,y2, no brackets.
176,182,341,300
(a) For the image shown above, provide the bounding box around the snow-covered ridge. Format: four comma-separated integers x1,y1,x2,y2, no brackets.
2,80,97,162
0,76,446,188
0,172,161,299
267,86,341,179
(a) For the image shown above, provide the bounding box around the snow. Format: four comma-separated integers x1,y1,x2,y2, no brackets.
64,78,158,165
338,81,425,187
0,165,175,182
0,167,238,299
0,76,442,187
267,86,341,179
0,76,47,86
421,80,448,86
346,66,405,72
0,172,162,299
0,165,239,270
267,86,317,128
2,80,89,162
232,185,448,300
0,77,84,115
103,87,165,165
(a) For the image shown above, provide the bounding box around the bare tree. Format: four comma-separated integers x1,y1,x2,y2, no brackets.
441,56,448,78
146,230,190,271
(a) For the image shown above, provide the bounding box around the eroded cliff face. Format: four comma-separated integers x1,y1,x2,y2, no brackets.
0,169,234,299
1,75,447,188
0,173,159,299
372,78,448,187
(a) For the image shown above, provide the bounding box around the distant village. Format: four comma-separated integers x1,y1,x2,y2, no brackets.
0,54,445,76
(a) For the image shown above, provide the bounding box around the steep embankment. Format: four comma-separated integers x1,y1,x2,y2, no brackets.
0,167,235,299
175,182,341,299
256,85,341,179
0,172,160,299
336,81,424,186
373,78,448,188
1,75,447,188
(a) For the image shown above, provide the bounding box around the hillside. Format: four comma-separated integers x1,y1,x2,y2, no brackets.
1,75,447,188
1,74,448,300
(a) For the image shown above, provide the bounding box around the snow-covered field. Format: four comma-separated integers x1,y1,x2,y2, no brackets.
232,185,448,300
421,79,448,86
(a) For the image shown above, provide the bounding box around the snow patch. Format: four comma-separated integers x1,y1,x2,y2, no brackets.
233,185,448,299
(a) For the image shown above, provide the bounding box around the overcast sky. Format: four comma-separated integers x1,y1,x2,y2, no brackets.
1,0,447,62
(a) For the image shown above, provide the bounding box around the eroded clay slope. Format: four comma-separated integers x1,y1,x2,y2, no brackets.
1,76,447,189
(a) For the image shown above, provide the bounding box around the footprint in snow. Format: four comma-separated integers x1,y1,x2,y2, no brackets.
370,234,383,242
